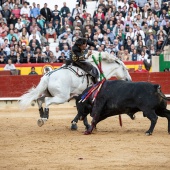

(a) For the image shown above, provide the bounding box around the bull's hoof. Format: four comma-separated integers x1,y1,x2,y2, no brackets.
131,115,136,120
84,130,91,135
145,131,152,136
71,123,78,130
37,119,44,127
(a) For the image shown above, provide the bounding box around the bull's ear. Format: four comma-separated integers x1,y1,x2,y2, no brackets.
68,95,79,102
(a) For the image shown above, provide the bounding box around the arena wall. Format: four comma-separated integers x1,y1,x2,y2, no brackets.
0,62,144,75
0,72,170,97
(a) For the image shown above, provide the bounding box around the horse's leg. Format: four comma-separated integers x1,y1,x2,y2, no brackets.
37,96,45,118
38,96,68,126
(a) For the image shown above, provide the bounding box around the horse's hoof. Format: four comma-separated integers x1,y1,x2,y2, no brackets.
145,131,152,136
37,119,44,127
71,123,78,130
84,131,91,135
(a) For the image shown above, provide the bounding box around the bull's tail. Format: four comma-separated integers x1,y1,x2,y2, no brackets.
156,85,170,101
19,75,49,110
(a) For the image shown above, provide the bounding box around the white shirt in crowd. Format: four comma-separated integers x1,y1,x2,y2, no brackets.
4,64,16,70
20,7,30,17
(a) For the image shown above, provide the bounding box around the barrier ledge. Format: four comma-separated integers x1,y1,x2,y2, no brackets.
0,94,170,101
0,97,21,101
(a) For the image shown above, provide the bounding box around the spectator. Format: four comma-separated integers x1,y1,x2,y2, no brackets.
58,51,66,63
20,1,30,18
40,3,52,23
1,5,11,23
11,4,20,19
46,22,57,43
31,2,40,18
135,64,148,73
29,66,38,75
4,59,16,70
60,2,70,18
52,5,61,23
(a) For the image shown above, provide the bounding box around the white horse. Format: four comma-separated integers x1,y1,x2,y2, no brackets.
19,51,131,127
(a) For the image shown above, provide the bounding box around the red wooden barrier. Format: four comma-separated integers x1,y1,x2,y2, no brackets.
0,73,170,97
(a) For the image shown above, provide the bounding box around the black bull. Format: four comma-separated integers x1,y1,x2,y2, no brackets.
72,80,170,135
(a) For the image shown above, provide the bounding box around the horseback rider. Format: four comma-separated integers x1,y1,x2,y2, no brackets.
70,37,99,83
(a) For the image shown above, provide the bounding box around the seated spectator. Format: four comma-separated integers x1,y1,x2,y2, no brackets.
146,34,157,51
4,59,16,70
138,51,149,61
19,27,29,39
29,66,38,75
30,52,44,63
21,15,30,27
53,46,61,60
37,14,46,35
20,35,29,46
29,21,41,34
7,29,19,42
135,64,148,73
29,29,41,44
29,38,40,49
18,46,26,63
0,22,8,38
121,49,131,61
58,52,67,63
150,45,156,56
49,52,56,63
53,19,61,36
131,49,138,61
44,46,52,57
46,22,57,43
117,45,125,59
7,50,17,63
15,18,24,32
61,45,70,59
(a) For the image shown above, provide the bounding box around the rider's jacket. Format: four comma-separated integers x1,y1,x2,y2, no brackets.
71,40,96,62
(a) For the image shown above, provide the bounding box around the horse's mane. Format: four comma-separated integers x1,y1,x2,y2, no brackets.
87,51,127,69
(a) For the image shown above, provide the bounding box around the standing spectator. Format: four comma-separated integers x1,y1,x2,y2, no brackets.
52,5,61,23
1,5,11,24
40,3,52,23
20,1,30,18
31,2,40,18
60,2,70,18
11,4,20,19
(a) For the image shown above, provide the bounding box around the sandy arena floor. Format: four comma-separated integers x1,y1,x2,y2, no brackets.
0,101,170,170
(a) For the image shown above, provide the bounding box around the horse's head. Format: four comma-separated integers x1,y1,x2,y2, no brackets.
86,50,132,81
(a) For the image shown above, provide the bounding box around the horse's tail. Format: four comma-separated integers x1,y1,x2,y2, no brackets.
19,75,49,110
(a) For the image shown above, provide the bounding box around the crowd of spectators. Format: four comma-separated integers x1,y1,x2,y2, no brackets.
0,0,170,65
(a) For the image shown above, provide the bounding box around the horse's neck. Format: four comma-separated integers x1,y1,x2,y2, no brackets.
88,51,120,79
